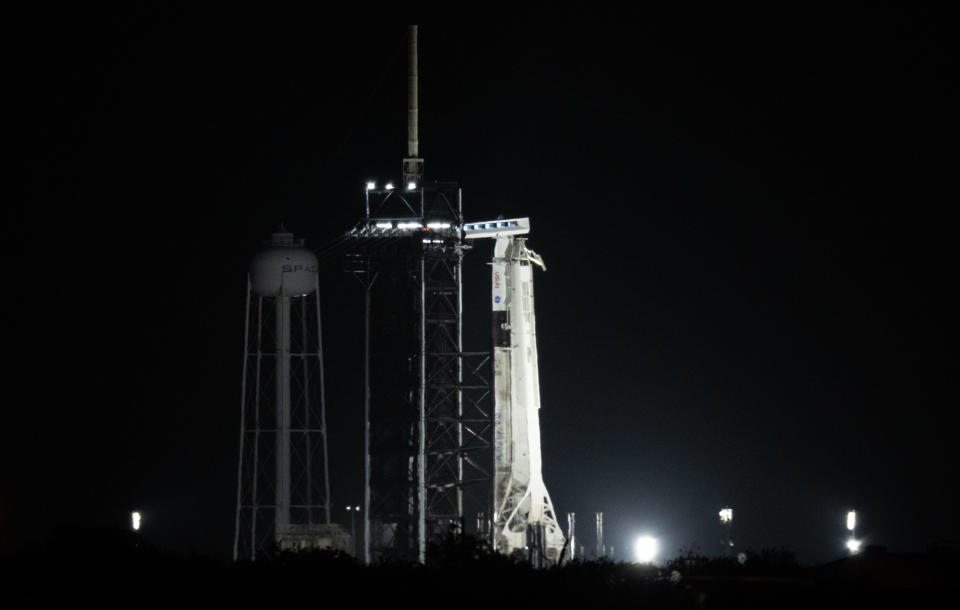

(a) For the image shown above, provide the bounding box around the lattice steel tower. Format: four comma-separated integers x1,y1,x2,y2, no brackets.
345,25,491,564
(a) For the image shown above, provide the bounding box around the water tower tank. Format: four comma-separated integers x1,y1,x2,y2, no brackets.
250,228,318,297
236,224,335,561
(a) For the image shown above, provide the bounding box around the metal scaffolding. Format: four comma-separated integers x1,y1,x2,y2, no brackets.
347,183,491,563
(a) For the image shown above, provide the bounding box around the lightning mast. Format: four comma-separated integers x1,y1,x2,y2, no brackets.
402,25,424,187
464,219,566,565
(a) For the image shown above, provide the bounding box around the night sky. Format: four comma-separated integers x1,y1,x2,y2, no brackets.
5,5,956,564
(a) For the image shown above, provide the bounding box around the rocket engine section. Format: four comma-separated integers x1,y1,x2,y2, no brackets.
491,236,565,565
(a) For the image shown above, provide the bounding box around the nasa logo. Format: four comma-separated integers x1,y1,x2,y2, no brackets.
494,296,501,304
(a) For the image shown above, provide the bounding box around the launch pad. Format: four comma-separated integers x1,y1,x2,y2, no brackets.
235,25,566,565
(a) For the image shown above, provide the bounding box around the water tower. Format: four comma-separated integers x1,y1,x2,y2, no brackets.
234,227,347,560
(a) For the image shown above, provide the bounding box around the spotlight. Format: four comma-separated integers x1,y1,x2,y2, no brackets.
635,535,658,564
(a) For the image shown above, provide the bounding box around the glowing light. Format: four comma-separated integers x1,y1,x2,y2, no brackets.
385,183,394,191
131,511,141,531
846,510,856,531
407,181,417,190
635,535,658,563
366,181,376,190
427,222,452,230
846,538,861,554
375,222,392,229
719,508,733,523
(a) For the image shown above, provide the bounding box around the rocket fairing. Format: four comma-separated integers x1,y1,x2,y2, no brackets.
490,235,565,564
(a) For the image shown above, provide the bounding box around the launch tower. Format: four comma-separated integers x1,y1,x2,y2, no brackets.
345,26,492,564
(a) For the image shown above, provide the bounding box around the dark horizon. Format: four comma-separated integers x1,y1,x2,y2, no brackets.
4,5,955,564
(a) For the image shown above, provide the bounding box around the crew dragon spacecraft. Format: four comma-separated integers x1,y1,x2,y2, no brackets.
464,218,566,565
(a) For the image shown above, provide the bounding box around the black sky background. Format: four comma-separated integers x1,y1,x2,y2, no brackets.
4,5,956,563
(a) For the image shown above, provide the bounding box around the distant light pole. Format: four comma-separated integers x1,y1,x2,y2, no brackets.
595,512,603,559
846,510,860,554
719,507,733,554
346,505,360,556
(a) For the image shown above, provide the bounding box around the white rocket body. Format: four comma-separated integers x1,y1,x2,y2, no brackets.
489,235,565,563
